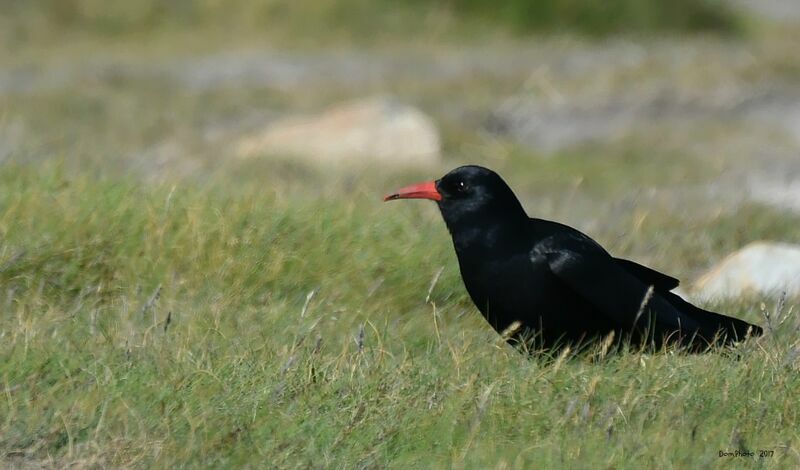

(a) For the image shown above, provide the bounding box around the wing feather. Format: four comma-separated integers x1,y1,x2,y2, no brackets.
531,235,700,334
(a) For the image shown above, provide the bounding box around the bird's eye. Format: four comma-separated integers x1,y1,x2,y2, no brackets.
456,181,468,192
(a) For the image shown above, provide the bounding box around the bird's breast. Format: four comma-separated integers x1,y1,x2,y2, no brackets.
457,251,556,329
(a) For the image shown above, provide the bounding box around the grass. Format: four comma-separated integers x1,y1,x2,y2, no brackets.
1,161,799,467
2,4,800,465
423,0,741,36
2,0,741,48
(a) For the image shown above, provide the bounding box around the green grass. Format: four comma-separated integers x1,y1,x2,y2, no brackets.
1,163,799,467
2,6,800,465
2,0,741,48
420,0,741,36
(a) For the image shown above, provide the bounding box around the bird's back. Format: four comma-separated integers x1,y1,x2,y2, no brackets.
457,216,761,350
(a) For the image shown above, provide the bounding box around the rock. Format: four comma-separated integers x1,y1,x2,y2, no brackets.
694,242,800,300
235,97,441,167
749,176,800,214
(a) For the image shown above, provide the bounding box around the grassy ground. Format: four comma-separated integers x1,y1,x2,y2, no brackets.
3,3,800,468
1,162,799,468
2,0,740,45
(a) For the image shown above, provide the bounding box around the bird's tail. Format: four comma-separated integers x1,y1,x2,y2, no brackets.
665,292,763,345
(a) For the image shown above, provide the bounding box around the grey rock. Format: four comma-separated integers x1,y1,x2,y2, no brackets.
694,242,800,300
749,173,800,214
235,97,441,167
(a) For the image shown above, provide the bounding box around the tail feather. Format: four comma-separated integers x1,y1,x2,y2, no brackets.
664,291,762,344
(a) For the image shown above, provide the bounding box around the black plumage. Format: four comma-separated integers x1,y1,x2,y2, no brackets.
385,165,761,352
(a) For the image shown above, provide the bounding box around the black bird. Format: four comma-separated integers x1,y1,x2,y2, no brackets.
384,165,762,352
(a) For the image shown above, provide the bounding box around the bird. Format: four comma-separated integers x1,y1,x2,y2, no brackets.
384,165,762,353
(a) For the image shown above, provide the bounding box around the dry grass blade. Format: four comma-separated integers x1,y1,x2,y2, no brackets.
597,331,616,360
426,266,445,303
633,285,655,327
140,284,162,319
300,287,320,318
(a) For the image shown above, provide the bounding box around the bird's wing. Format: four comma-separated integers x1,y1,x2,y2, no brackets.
614,258,680,291
531,233,700,333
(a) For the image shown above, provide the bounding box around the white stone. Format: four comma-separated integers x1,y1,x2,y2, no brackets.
694,241,800,300
235,96,441,167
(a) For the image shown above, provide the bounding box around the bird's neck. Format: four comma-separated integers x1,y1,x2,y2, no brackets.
448,213,528,258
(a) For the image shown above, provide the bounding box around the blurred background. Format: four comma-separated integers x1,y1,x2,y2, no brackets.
5,3,800,466
2,0,800,298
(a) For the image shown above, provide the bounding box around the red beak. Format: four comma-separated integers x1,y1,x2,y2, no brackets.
383,180,442,202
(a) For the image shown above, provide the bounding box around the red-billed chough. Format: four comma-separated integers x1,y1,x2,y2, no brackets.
384,165,762,352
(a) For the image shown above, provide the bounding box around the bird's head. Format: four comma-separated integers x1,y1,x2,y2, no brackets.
384,165,526,230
